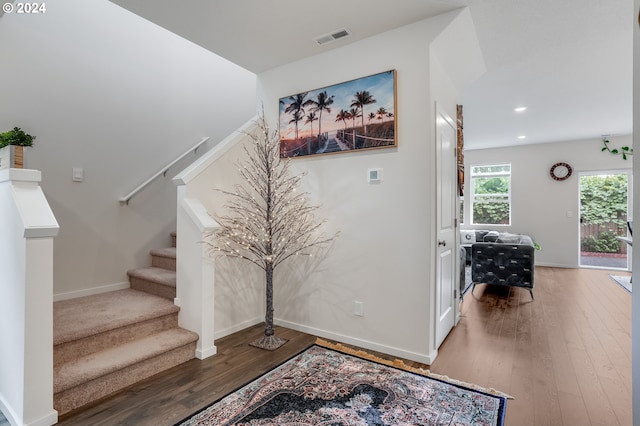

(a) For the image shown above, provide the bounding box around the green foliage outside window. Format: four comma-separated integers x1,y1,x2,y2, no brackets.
580,174,628,227
580,174,628,254
473,202,510,225
581,231,621,253
471,164,511,225
474,176,509,195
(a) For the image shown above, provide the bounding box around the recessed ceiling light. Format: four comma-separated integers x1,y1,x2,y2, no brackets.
517,135,527,139
514,106,528,112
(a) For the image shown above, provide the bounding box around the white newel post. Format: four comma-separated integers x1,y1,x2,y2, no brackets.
175,187,218,359
0,169,59,426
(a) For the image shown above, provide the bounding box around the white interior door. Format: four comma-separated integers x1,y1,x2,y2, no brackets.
435,105,457,348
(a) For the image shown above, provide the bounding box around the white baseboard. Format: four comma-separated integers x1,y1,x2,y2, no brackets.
214,317,263,340
0,396,58,426
274,319,436,364
196,345,217,360
53,282,130,302
23,410,58,426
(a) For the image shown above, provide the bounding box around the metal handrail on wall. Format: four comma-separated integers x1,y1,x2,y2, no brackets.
119,136,210,205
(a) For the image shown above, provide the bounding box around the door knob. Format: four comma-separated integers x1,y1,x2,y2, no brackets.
438,240,446,247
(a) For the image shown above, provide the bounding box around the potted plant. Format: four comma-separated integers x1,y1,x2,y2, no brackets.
0,127,35,170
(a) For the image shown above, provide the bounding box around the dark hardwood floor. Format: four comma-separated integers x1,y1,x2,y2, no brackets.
57,266,631,426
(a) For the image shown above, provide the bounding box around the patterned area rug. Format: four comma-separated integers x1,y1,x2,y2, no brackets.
177,343,507,425
609,274,632,293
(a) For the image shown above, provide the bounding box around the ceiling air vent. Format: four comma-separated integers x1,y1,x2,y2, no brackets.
313,28,351,46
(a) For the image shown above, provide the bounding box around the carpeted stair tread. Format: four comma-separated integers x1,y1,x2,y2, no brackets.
150,247,177,271
54,328,198,393
53,232,195,415
127,266,176,287
150,246,176,259
54,289,179,346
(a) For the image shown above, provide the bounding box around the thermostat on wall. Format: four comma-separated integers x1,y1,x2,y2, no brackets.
367,168,383,183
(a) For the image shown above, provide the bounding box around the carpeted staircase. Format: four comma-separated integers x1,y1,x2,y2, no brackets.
53,232,198,415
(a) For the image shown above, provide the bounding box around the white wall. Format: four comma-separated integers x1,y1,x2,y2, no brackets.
463,136,633,268
241,10,481,363
261,37,431,361
631,1,639,424
0,0,256,297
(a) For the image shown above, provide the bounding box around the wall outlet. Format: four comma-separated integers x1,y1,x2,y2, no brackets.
354,300,364,316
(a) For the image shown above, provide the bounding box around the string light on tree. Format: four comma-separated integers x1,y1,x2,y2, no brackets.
207,114,338,350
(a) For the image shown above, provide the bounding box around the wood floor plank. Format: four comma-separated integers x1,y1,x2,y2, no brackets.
56,266,631,426
506,373,535,426
530,284,563,425
558,390,591,426
568,335,619,425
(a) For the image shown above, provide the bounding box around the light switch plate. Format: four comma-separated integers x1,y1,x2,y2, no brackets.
354,301,364,316
72,167,84,182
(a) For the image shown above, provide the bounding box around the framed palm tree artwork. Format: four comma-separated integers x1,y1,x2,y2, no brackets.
278,70,397,158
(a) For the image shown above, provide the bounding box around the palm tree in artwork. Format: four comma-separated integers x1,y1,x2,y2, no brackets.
303,91,334,142
305,111,318,137
349,108,361,128
336,109,350,130
367,112,376,123
304,111,319,154
285,92,309,141
349,108,361,149
335,109,351,147
288,110,304,143
386,112,394,121
351,91,376,135
376,107,387,122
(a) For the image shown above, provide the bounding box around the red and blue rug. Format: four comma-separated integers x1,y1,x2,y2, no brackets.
177,342,507,425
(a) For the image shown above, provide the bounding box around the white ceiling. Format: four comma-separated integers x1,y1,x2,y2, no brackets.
110,0,633,150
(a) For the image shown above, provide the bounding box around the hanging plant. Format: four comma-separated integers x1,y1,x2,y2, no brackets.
601,136,632,160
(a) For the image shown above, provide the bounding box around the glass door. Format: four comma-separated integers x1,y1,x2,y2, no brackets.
579,171,632,270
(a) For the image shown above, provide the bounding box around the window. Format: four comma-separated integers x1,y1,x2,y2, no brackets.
471,163,511,225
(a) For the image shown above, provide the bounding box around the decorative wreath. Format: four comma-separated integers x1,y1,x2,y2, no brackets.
549,162,572,181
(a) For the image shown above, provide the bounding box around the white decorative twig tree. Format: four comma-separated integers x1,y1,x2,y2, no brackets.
209,115,337,350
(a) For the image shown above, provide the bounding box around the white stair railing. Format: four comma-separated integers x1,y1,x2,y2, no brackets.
119,136,210,205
